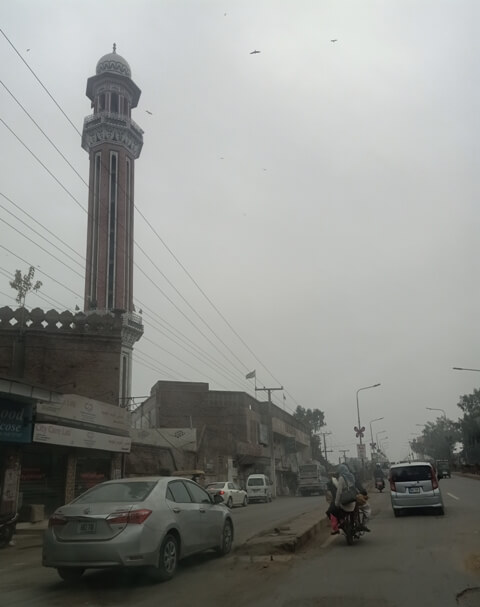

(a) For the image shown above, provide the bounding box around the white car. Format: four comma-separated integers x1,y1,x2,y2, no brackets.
206,482,248,508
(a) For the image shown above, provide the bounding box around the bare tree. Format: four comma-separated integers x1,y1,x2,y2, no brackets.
9,266,42,308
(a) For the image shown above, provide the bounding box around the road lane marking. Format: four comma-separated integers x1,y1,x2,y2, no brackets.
447,492,460,500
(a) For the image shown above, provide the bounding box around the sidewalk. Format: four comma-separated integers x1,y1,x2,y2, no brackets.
454,472,480,481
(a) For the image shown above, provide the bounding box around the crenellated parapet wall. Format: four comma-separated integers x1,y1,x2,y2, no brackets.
0,306,123,335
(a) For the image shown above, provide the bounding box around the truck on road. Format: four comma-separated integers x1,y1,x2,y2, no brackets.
297,462,327,496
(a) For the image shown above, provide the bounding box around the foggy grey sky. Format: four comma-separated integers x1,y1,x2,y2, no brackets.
1,0,479,462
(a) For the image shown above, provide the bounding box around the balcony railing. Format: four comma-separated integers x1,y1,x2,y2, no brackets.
83,112,144,137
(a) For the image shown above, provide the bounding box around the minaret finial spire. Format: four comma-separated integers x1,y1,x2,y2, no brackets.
113,43,116,53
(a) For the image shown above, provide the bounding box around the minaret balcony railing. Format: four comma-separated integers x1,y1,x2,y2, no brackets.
83,112,144,138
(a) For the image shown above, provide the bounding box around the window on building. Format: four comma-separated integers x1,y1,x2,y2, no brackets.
111,92,119,113
107,152,117,309
98,94,105,112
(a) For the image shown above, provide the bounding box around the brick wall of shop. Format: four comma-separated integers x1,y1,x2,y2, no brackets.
0,307,123,406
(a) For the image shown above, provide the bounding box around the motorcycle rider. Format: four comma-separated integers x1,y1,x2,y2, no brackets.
374,463,385,485
335,463,371,532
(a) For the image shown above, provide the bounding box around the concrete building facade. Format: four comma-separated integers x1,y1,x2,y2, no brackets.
131,381,312,495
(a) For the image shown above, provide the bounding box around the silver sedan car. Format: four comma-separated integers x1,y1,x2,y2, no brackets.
42,476,234,582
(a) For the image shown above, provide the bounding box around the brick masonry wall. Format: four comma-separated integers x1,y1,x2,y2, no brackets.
0,308,123,406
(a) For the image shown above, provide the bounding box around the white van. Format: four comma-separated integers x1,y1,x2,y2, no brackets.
246,474,272,503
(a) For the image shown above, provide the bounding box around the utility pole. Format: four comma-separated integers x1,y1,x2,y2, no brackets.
255,385,283,498
339,449,350,463
320,431,333,464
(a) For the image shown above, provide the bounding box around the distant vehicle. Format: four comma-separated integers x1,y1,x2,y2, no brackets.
436,460,451,479
375,478,385,492
206,481,248,508
297,463,327,496
389,461,444,517
43,477,234,583
246,474,272,503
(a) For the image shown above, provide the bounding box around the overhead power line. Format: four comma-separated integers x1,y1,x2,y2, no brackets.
0,28,82,136
1,31,304,412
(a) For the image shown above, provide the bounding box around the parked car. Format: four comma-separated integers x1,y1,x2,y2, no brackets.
389,461,444,517
205,482,248,508
246,474,272,503
43,476,234,583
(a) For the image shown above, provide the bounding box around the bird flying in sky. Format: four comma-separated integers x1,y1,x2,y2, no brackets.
250,50,261,54
145,110,153,115
330,39,338,43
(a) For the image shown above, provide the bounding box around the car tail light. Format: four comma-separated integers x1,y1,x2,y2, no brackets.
431,471,439,490
389,478,396,492
48,514,67,527
218,490,225,495
107,509,152,525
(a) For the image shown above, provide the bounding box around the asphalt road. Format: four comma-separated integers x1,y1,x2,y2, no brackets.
244,474,480,607
0,494,324,606
1,478,478,607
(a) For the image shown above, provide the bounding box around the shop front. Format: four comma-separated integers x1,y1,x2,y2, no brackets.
0,396,34,514
18,443,68,517
24,394,132,517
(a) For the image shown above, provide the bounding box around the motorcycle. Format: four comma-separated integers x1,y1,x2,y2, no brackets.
338,508,365,546
375,478,385,492
0,512,18,548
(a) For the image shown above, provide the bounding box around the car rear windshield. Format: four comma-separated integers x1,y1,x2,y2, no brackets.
391,466,432,482
74,481,157,503
248,478,265,486
207,483,225,489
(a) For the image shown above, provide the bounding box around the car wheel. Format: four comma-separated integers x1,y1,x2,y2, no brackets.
226,496,233,508
57,567,85,583
149,533,178,582
437,507,445,516
393,509,401,518
216,519,233,556
242,496,248,507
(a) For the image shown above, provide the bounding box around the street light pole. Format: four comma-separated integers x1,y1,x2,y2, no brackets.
356,383,381,462
426,407,447,419
376,430,387,448
369,417,384,459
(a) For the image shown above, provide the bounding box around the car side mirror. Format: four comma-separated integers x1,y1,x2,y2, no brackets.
213,494,224,504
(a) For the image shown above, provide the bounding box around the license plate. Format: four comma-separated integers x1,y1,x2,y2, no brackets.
78,521,96,534
408,487,421,494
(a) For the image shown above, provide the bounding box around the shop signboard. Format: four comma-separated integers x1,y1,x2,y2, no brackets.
0,399,33,443
356,443,367,460
36,394,128,433
33,423,131,453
